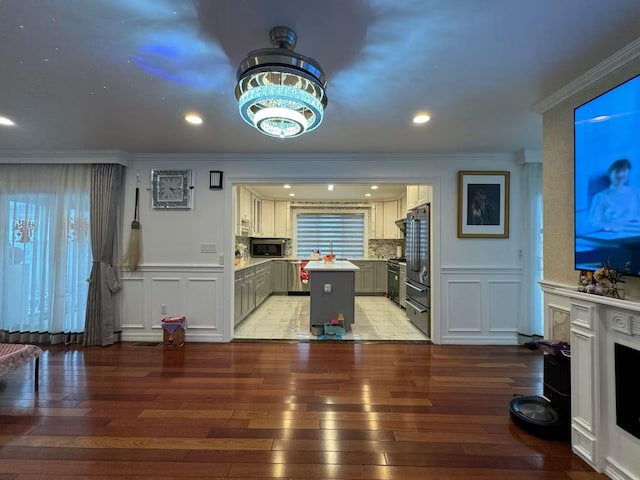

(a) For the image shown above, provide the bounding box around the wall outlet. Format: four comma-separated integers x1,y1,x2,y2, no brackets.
160,304,167,315
200,243,217,253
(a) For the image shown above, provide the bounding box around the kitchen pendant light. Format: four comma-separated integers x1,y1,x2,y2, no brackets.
235,26,328,138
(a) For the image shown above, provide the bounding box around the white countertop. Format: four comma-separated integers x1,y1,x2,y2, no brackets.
235,257,385,271
303,260,360,271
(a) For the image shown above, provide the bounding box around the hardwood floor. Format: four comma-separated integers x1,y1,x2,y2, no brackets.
0,342,605,479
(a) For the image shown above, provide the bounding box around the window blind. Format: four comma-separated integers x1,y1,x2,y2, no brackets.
296,213,365,258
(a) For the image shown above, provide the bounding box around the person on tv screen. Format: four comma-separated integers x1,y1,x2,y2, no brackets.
588,158,640,232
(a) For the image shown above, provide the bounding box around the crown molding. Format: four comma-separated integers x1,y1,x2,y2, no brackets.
515,149,542,165
532,37,640,114
0,150,129,165
0,150,520,164
131,152,517,163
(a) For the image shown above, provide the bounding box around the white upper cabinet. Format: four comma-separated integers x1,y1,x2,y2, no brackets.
235,186,251,236
261,199,275,237
239,186,252,222
237,186,290,238
251,195,262,236
274,201,291,238
373,200,402,239
407,185,432,210
407,185,419,210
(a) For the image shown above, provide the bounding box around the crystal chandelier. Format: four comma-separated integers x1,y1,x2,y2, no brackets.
235,27,328,138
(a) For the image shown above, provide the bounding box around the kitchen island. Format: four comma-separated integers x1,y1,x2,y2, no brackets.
304,260,360,332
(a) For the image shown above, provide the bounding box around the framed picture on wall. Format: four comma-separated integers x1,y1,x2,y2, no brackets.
457,171,510,238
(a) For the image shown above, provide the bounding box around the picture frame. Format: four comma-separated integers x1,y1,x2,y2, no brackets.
457,171,510,238
151,169,193,209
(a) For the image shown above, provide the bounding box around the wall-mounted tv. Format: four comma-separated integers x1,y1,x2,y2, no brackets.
574,73,640,277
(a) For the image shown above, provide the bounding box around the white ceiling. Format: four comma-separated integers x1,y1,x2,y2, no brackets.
1,0,639,155
245,183,407,202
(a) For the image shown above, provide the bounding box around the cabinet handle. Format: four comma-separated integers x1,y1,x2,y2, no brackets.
405,281,427,292
406,298,428,313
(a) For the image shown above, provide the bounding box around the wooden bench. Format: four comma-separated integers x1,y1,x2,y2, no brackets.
0,343,43,391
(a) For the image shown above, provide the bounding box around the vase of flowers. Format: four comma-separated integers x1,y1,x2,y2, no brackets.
593,260,630,299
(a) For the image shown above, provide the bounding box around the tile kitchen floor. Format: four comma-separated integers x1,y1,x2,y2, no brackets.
234,295,429,341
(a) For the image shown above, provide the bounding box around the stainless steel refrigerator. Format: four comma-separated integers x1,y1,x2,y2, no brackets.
405,203,430,337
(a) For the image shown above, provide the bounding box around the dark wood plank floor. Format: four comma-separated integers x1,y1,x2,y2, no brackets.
0,341,605,479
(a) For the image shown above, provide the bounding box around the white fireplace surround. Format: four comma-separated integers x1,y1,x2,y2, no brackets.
541,280,640,480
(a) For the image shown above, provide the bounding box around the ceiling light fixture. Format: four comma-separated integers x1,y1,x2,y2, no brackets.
235,26,328,139
328,184,334,191
370,185,379,190
0,116,16,126
283,184,291,189
184,114,203,125
413,113,431,124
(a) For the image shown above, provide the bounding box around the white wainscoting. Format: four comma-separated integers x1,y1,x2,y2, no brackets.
440,267,522,344
119,265,225,342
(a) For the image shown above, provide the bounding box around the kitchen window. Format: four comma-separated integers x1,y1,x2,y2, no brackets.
295,212,365,258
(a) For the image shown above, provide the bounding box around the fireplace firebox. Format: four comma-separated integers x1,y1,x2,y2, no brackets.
615,342,640,440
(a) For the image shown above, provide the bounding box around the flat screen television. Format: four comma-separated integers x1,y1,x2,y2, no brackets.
574,73,640,277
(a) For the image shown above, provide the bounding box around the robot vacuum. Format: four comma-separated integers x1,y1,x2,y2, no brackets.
509,341,571,439
509,395,565,439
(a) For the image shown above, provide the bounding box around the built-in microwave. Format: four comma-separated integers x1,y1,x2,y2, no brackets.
250,238,286,257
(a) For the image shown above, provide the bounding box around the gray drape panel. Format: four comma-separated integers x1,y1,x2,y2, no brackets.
83,164,124,347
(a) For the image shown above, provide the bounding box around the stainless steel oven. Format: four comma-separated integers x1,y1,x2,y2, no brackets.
387,260,399,304
387,258,404,304
405,204,430,337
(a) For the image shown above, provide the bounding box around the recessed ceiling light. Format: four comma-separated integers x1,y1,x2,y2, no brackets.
283,184,291,189
289,193,296,197
365,193,372,197
328,184,334,191
370,185,378,190
184,114,203,125
412,113,431,124
0,116,16,126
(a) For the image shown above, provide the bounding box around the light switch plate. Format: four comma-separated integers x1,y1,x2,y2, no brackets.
324,284,332,293
200,243,216,253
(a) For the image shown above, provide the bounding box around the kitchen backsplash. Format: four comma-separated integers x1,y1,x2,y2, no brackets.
368,239,404,259
237,236,402,259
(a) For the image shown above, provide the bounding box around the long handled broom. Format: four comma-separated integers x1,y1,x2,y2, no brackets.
124,186,141,271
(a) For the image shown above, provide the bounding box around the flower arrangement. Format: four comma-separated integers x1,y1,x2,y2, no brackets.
594,260,630,285
593,260,630,299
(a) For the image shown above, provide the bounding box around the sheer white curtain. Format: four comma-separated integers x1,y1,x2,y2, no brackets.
520,163,543,337
0,164,91,343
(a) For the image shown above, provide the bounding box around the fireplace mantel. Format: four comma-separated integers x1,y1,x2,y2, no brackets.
541,281,640,480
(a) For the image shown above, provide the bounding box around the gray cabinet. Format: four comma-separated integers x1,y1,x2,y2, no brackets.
254,262,272,307
271,260,288,293
374,262,387,294
352,261,374,294
234,271,243,326
235,261,276,327
351,260,388,295
254,265,266,307
241,268,255,319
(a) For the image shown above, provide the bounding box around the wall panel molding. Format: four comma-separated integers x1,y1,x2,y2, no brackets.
120,269,225,342
441,266,522,344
